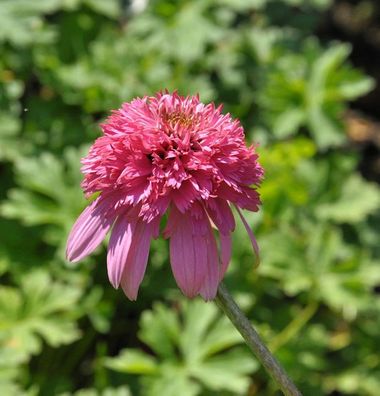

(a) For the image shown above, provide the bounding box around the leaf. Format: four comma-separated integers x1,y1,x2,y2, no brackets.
83,0,121,18
0,0,59,45
105,300,257,395
180,300,219,361
215,0,266,11
0,113,28,161
139,303,180,359
104,349,158,375
308,44,351,96
142,371,200,396
0,271,82,363
337,75,375,100
258,39,372,148
1,147,88,258
307,105,346,148
273,108,306,138
190,348,257,392
58,386,132,396
305,43,363,148
316,175,380,223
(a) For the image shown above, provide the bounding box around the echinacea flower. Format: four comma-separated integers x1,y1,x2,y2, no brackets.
66,92,263,300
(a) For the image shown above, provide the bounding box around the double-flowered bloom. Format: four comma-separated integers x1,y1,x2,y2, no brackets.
66,92,263,300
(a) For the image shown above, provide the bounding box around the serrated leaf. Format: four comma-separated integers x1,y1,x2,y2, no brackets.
143,371,200,396
317,175,380,223
0,148,88,258
106,300,256,395
190,348,257,392
139,303,180,359
180,300,219,361
0,271,82,362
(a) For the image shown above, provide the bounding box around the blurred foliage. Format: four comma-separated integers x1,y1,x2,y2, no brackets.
0,0,379,395
105,300,257,396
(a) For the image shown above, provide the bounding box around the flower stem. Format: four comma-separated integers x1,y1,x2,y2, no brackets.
215,283,302,396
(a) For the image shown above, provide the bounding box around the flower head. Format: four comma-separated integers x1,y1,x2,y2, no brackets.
66,92,263,300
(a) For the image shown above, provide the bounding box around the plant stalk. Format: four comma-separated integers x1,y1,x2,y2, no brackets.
215,283,302,396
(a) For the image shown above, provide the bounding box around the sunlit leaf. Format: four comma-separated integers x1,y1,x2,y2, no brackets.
105,300,257,395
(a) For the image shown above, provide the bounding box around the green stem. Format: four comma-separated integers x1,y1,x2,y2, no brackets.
215,283,302,396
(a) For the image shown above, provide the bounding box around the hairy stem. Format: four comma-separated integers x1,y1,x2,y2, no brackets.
215,283,302,396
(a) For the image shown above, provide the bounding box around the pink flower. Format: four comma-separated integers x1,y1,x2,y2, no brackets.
66,92,263,300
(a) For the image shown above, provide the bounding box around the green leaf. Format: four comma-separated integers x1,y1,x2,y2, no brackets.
0,113,27,161
106,300,256,395
190,348,257,392
337,75,375,100
83,0,121,18
142,371,200,396
307,105,346,148
273,108,306,138
1,148,88,258
0,271,82,363
316,175,380,223
0,0,59,45
139,303,180,359
58,386,132,396
104,349,158,375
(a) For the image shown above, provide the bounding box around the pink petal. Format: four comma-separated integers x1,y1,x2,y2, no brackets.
205,198,235,235
235,205,260,267
171,179,198,213
107,213,136,288
149,216,161,239
200,225,220,300
167,207,207,298
219,233,232,281
120,219,155,300
66,195,117,262
162,205,180,239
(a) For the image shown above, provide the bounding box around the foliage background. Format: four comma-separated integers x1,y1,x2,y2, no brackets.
0,0,379,395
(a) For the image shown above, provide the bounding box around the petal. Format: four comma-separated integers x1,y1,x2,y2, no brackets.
239,186,261,212
235,205,260,267
107,213,136,288
168,207,207,298
205,198,235,235
120,219,155,300
163,204,181,238
219,233,232,281
217,183,261,212
171,179,198,213
66,195,117,262
200,226,220,301
149,215,161,239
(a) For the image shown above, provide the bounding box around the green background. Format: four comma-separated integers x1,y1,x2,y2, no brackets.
0,0,379,395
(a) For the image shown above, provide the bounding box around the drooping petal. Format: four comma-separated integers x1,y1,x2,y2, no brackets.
120,219,156,300
68,92,264,301
167,207,207,298
200,225,220,300
205,198,235,235
107,213,135,288
235,205,260,267
219,233,232,281
66,195,117,262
